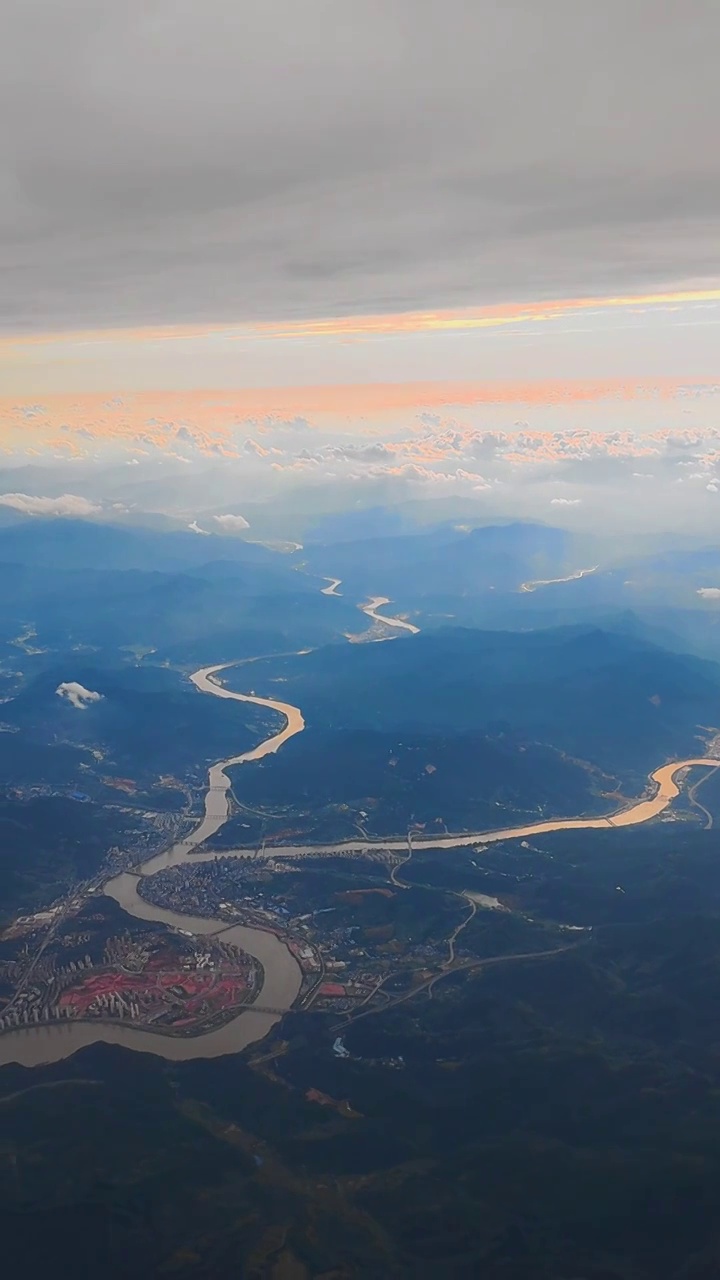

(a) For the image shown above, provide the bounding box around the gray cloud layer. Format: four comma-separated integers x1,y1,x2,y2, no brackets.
2,1,719,331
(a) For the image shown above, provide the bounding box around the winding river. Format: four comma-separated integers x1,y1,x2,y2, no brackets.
0,664,306,1068
361,596,420,634
1,644,718,1067
520,566,599,594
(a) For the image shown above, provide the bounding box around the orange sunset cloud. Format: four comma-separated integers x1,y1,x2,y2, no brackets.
2,376,719,451
1,288,719,354
251,289,720,342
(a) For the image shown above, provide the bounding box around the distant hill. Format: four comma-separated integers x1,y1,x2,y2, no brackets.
3,659,265,783
0,516,280,573
0,561,358,654
253,624,720,775
301,524,720,661
0,518,360,655
303,521,580,600
212,724,607,845
303,504,417,543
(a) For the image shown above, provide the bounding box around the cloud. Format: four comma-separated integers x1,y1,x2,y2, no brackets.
0,492,101,517
243,438,271,457
188,519,210,534
5,406,720,538
697,588,720,600
253,290,720,343
326,442,397,462
0,3,718,331
56,681,103,710
5,383,720,459
213,513,250,532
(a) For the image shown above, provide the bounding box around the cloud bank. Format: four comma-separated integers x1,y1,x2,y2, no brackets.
1,409,720,536
0,2,718,331
0,493,101,517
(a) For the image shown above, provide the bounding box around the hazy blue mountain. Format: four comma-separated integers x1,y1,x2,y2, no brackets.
3,659,263,782
244,624,720,776
303,504,418,543
0,517,278,573
304,521,578,600
0,521,360,656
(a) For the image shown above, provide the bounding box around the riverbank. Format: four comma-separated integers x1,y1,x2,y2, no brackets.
0,662,305,1068
361,596,420,634
1,650,717,1068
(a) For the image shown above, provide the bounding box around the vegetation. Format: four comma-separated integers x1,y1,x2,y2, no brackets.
4,517,720,1275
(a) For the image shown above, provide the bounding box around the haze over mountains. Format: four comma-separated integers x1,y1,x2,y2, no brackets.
2,1,720,1273
3,497,720,1279
2,509,719,838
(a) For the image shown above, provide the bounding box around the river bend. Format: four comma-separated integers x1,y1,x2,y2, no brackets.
1,653,717,1067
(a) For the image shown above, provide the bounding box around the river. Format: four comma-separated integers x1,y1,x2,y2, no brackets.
361,596,420,634
1,653,718,1067
519,566,599,593
0,662,306,1068
207,757,720,861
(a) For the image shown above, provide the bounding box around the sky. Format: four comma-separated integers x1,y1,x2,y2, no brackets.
0,1,719,533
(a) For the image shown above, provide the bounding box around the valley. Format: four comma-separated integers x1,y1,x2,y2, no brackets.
4,518,720,1279
2,602,718,1066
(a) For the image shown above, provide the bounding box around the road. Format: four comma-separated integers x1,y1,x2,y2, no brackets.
687,766,716,830
331,944,579,1032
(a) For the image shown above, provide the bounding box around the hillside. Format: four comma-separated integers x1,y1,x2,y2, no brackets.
303,520,579,600
238,625,720,776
